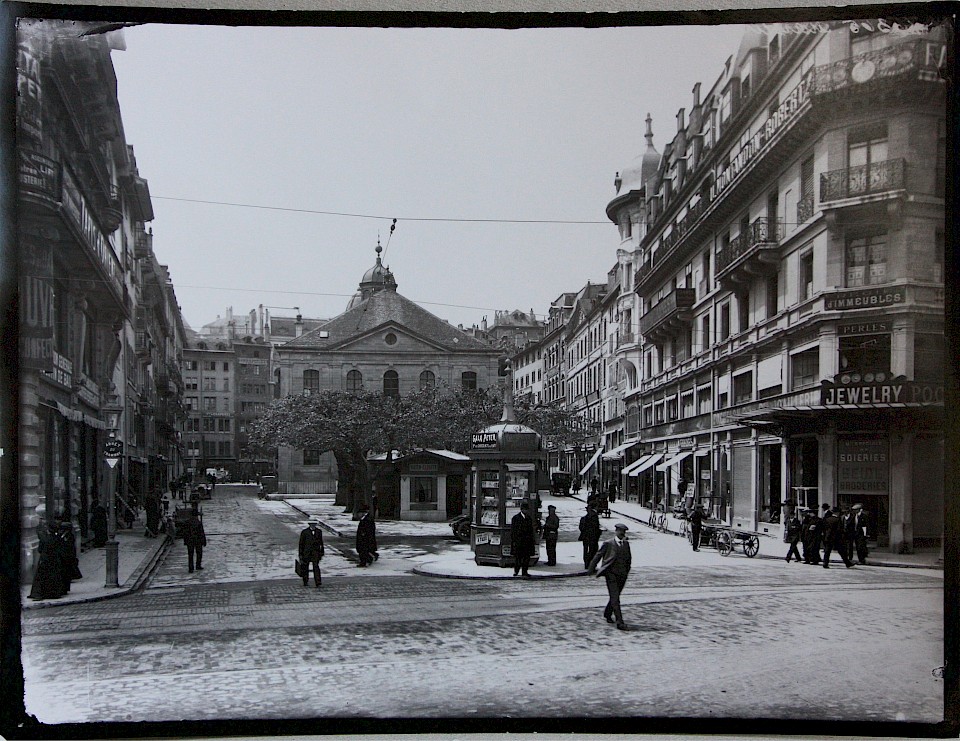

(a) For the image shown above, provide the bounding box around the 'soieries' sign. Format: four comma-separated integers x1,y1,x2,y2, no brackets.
821,382,943,406
824,287,905,311
472,432,498,450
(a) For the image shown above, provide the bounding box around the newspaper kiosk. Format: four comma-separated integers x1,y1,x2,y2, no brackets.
469,412,547,568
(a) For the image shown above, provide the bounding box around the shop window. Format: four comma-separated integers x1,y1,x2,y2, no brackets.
383,370,400,397
839,333,891,376
791,348,820,389
461,371,477,391
346,369,363,393
914,334,944,383
303,370,320,395
846,233,887,287
733,372,753,404
303,449,321,466
420,370,436,390
410,477,437,510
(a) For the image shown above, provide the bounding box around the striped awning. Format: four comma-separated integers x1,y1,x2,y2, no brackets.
624,453,663,477
579,447,605,476
656,450,693,471
601,440,640,460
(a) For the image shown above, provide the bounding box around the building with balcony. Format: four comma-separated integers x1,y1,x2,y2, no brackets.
16,21,187,581
615,21,947,552
272,244,501,508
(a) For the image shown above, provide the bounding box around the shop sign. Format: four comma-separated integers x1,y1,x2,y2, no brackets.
60,167,123,296
824,287,904,311
678,438,695,450
47,351,72,389
475,531,490,545
20,276,54,370
472,432,498,450
837,439,888,495
16,38,42,141
104,438,123,457
711,76,809,201
837,321,889,336
19,150,59,199
821,381,943,406
76,375,100,408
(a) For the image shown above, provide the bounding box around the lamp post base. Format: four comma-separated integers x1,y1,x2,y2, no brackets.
104,540,119,588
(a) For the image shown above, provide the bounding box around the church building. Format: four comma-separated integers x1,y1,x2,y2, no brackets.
273,244,502,500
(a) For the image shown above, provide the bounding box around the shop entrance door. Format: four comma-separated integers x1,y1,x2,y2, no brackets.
838,493,889,548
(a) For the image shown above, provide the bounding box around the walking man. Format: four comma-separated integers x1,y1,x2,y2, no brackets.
801,509,820,564
510,501,537,577
299,517,325,587
542,504,560,566
579,504,601,569
588,522,632,630
821,506,853,568
689,503,705,552
356,505,378,567
183,506,207,573
784,510,803,563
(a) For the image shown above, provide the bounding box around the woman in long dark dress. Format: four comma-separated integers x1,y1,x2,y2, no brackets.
28,523,67,600
90,503,108,547
57,520,82,592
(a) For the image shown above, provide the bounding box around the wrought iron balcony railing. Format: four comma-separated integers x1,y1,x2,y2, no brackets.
716,217,783,274
797,193,814,224
820,158,906,203
639,288,696,337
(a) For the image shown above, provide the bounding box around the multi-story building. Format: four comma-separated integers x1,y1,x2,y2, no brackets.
512,341,544,404
540,292,576,472
273,245,502,509
182,344,237,479
616,21,946,552
16,20,185,580
563,282,609,479
233,337,272,479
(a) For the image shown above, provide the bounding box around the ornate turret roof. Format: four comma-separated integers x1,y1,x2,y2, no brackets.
615,113,660,196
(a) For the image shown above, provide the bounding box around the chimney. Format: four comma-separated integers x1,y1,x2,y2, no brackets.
692,82,701,109
481,316,488,331
249,309,257,336
677,107,686,132
295,313,304,337
264,307,271,342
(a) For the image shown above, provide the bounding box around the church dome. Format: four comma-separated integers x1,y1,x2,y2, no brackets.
615,112,660,195
353,241,399,305
360,243,389,287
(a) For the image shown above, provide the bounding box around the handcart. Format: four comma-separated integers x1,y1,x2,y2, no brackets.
694,519,761,557
173,503,202,539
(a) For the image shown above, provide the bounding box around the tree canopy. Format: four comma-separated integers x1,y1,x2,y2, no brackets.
247,383,592,514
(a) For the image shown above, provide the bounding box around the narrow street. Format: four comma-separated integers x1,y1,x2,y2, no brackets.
21,486,944,723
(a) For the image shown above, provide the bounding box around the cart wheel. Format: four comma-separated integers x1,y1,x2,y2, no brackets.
717,531,733,556
744,535,760,558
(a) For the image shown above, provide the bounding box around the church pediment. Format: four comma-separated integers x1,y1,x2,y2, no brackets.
328,323,455,354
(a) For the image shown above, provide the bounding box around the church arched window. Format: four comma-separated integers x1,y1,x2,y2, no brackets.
461,371,477,391
419,370,436,390
346,369,363,393
303,370,319,395
383,370,399,397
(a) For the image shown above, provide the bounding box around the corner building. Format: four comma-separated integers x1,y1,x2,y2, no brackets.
620,22,946,552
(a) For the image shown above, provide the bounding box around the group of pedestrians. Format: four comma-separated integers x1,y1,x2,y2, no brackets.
784,502,869,568
296,504,380,586
28,518,83,601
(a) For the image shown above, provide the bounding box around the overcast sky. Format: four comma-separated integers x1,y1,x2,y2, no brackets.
110,22,747,332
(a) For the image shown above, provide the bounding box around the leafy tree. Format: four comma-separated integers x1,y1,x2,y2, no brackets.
247,383,587,517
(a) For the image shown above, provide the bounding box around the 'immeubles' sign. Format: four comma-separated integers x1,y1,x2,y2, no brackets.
824,287,905,311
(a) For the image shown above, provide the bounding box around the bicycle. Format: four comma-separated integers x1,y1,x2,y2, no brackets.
656,512,668,532
678,518,690,539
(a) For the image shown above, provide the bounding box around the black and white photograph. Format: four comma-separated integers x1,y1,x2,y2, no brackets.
5,3,955,735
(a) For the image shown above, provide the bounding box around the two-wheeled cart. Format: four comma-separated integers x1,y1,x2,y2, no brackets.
173,503,202,540
693,519,762,557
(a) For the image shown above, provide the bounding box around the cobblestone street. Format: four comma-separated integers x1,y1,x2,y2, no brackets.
22,562,943,724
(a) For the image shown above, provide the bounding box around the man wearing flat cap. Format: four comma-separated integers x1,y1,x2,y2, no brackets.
299,518,325,587
588,522,632,630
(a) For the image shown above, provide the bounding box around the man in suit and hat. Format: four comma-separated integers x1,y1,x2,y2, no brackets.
588,522,632,630
578,503,601,569
851,503,869,564
821,506,854,568
542,504,560,566
356,505,378,567
689,503,705,552
299,517,325,587
510,501,537,577
182,506,207,574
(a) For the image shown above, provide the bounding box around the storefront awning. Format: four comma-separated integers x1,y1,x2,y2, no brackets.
579,447,605,476
656,450,693,471
625,453,663,477
601,440,640,460
694,449,710,457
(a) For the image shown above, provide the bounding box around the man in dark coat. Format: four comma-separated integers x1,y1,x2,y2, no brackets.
182,506,207,573
784,511,803,563
356,507,378,567
689,503,705,552
28,522,67,601
801,509,820,564
588,522,632,630
852,503,869,564
298,517,325,587
840,506,857,563
90,503,108,547
57,519,82,591
510,501,537,577
144,493,161,538
821,506,853,568
542,504,560,566
579,504,601,569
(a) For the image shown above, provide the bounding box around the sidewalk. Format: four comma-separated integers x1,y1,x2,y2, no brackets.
21,520,171,610
572,494,944,571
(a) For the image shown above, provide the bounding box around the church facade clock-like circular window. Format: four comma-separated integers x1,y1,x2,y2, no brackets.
384,332,398,345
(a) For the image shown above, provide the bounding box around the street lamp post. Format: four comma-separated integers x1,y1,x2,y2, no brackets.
103,405,123,588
